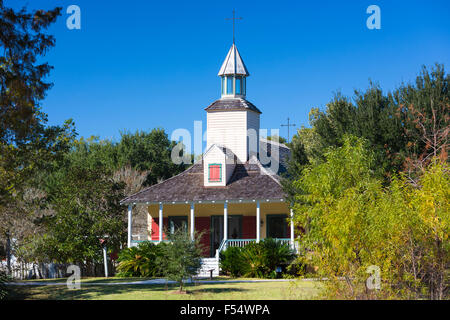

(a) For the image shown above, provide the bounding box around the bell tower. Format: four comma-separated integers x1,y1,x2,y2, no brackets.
205,44,261,164
218,44,249,98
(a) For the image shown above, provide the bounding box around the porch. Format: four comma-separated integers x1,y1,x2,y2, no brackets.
127,200,296,258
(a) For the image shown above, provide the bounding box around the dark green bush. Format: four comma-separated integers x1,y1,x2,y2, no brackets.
155,229,204,292
219,246,246,277
260,238,296,275
220,239,296,279
240,242,268,278
116,241,164,277
0,270,10,300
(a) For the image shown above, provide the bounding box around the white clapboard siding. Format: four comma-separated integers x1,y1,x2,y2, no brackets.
247,111,260,155
207,111,248,163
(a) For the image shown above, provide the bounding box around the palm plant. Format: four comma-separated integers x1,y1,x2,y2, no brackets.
240,239,296,278
240,242,268,278
116,242,162,277
261,238,296,273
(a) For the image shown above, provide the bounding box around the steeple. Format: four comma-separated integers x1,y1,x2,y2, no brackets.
205,43,260,164
218,44,249,98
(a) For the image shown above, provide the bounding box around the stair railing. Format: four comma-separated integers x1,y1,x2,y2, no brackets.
215,239,228,259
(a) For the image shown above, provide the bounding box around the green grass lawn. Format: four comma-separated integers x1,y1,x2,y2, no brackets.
7,277,323,300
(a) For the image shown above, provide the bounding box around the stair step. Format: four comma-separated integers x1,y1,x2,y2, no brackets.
197,257,219,277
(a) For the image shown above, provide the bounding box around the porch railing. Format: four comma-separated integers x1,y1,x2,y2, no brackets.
227,239,256,248
132,238,297,255
215,238,294,258
130,239,170,247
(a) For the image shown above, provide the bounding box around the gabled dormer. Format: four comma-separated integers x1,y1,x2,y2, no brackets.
203,144,236,187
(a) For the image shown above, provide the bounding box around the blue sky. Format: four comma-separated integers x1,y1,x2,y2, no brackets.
7,0,450,143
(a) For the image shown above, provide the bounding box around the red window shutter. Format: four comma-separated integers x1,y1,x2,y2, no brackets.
209,165,221,182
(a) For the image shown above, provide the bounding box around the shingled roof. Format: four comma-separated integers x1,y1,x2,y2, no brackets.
121,140,290,204
218,44,249,76
205,98,262,114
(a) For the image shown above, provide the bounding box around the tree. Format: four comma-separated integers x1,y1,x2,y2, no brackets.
407,160,449,299
397,64,449,184
69,130,186,186
0,1,76,273
16,130,188,275
266,135,287,144
156,229,204,292
19,151,126,276
306,86,405,177
288,64,448,185
292,135,449,299
117,129,185,186
113,165,150,239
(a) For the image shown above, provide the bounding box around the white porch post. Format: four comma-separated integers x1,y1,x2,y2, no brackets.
256,201,260,243
190,202,195,241
290,208,295,249
127,205,132,248
224,202,228,248
102,245,108,278
159,203,163,242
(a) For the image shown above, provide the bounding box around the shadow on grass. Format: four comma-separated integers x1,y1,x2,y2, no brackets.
7,282,249,300
190,287,247,295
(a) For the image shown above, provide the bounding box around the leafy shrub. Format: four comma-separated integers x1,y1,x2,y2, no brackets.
220,239,296,278
155,229,204,292
260,238,296,274
284,259,308,278
219,246,246,277
116,241,164,277
117,230,205,292
0,270,10,300
292,135,450,299
240,242,268,278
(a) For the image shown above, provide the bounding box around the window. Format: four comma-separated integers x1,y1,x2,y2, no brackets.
208,164,222,182
221,77,225,95
235,77,242,95
266,214,288,238
169,216,187,234
227,77,233,95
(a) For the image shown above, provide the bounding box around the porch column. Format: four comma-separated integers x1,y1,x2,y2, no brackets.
159,203,163,242
190,202,195,241
127,205,133,248
256,201,260,243
224,202,228,247
290,208,295,250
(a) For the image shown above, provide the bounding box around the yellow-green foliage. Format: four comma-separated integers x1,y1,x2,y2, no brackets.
293,135,449,299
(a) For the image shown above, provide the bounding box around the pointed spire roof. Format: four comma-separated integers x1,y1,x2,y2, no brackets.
218,44,249,76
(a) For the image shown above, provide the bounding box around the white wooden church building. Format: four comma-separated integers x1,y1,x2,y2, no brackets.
121,42,296,276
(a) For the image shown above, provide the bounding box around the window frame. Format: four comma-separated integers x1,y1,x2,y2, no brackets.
208,163,222,182
235,76,242,95
221,77,225,95
226,77,234,95
168,216,188,234
266,214,288,239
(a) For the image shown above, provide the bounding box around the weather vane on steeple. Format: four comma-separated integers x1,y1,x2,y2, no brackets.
226,10,243,44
